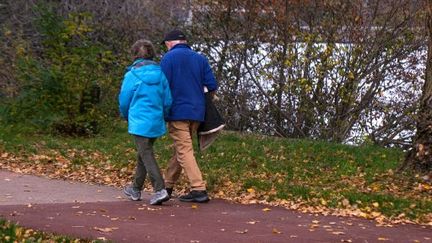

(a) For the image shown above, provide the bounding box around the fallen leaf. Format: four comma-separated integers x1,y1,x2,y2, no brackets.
191,204,198,209
377,237,389,241
247,188,255,193
332,231,345,235
235,229,248,234
246,221,259,225
262,208,271,212
342,199,350,207
94,227,118,233
272,228,282,234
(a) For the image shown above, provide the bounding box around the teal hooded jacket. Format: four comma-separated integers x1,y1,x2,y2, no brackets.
119,59,172,138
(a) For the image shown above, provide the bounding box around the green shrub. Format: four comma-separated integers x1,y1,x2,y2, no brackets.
3,4,119,136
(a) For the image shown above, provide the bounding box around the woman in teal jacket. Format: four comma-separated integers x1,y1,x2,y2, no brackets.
119,39,172,205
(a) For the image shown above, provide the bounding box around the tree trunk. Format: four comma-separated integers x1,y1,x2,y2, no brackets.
403,1,432,172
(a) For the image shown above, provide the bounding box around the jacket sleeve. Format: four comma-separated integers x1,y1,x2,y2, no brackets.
202,56,218,92
161,73,172,119
118,73,134,120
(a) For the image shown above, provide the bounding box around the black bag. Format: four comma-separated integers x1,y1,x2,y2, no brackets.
197,92,225,150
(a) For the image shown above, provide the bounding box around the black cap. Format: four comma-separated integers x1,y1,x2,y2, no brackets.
162,29,187,44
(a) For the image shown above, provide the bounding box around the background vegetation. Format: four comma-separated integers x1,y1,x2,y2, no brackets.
0,0,427,144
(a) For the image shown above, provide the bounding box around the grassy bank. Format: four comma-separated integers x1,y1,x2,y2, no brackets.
0,219,97,242
0,121,431,225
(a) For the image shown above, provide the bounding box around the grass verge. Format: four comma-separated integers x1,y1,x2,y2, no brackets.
0,218,101,242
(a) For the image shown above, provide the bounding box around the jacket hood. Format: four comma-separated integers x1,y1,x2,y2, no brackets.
127,59,162,85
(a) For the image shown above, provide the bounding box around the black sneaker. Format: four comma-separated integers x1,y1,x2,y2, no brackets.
179,190,210,203
166,187,173,198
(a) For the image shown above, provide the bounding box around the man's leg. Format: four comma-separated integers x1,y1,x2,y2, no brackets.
168,121,206,191
165,153,182,189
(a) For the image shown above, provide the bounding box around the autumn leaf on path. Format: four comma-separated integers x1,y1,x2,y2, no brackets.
377,237,390,241
235,229,248,234
272,228,282,234
94,227,119,233
262,208,271,212
191,204,198,209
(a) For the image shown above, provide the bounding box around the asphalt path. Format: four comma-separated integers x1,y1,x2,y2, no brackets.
0,170,431,242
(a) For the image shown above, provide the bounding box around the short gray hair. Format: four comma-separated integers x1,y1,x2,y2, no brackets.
130,39,156,60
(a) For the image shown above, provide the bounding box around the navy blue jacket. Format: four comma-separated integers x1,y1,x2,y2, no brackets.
160,44,217,122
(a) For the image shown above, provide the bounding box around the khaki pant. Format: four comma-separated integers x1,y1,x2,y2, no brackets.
164,121,206,191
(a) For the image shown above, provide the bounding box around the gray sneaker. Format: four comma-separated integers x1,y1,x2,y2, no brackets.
150,189,170,205
123,185,141,201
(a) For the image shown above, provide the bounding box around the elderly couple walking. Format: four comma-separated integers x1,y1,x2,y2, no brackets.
118,30,218,205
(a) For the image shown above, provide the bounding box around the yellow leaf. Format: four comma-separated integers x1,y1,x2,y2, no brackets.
191,204,198,209
372,202,379,208
377,237,389,241
247,188,255,193
272,228,282,234
262,208,271,212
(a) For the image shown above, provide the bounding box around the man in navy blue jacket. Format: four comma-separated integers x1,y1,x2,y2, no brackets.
161,29,218,203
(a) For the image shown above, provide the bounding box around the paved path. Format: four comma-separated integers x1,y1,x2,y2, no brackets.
0,170,431,242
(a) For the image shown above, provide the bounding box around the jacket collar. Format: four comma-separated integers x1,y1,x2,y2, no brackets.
170,43,191,51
